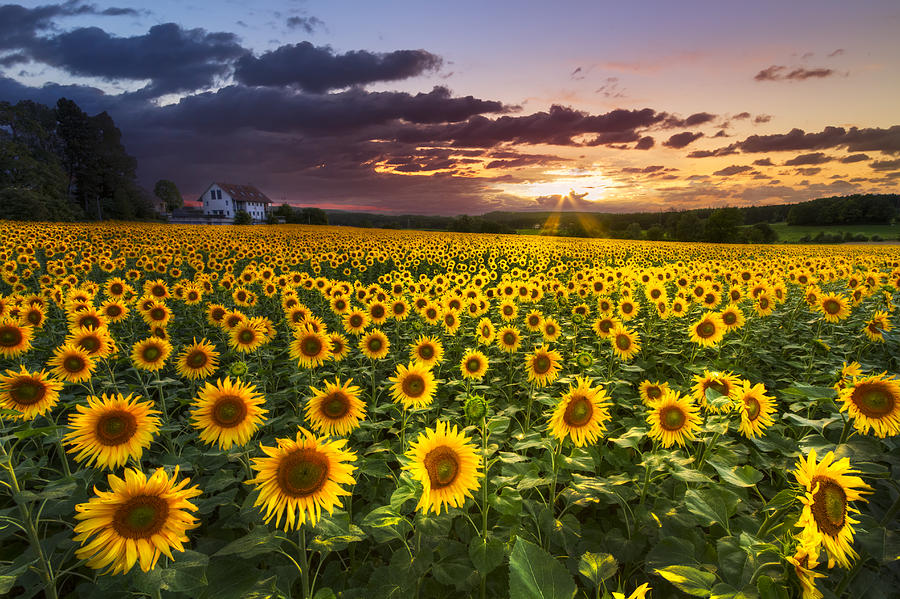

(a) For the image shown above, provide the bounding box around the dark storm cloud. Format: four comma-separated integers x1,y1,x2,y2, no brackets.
840,153,869,163
663,131,703,149
0,74,130,115
233,42,442,92
783,152,832,165
870,159,900,171
286,16,325,33
754,65,836,81
147,85,505,135
696,126,900,156
713,165,753,176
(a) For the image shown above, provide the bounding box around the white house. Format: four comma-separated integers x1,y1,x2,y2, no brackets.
200,183,272,223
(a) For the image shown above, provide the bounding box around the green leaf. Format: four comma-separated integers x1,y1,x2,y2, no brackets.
361,505,412,544
491,487,523,516
756,575,790,599
469,536,505,575
609,426,647,449
214,527,279,558
578,552,617,588
654,565,716,597
508,537,576,599
709,460,764,488
684,487,737,532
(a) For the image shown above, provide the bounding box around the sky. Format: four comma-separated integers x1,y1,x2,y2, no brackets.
1,0,899,215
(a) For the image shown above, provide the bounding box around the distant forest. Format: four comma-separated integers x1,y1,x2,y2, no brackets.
0,98,156,221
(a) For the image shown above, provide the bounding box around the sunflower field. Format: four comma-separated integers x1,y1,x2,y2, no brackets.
0,222,898,599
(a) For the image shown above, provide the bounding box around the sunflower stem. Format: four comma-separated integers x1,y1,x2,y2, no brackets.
479,416,490,599
696,432,720,472
838,416,853,445
298,526,310,599
524,383,535,433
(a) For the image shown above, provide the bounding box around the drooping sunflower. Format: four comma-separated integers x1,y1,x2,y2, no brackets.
306,378,366,436
460,349,489,380
610,323,641,361
48,343,97,383
404,421,482,515
63,393,161,469
131,337,172,372
247,428,357,530
190,377,268,450
175,338,220,380
688,312,725,347
496,326,522,353
525,346,562,387
290,330,332,368
793,450,872,569
638,379,670,405
0,317,32,358
691,370,741,412
389,362,437,409
360,328,390,360
818,293,850,322
787,540,826,599
862,311,892,342
548,376,612,447
328,333,350,362
409,335,444,368
735,381,777,438
838,373,900,438
0,366,63,420
646,390,702,448
73,466,202,575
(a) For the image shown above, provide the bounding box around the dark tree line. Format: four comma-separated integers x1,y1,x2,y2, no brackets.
273,204,329,225
785,194,899,226
1,98,156,221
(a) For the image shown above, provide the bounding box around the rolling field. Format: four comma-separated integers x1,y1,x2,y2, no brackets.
0,223,898,599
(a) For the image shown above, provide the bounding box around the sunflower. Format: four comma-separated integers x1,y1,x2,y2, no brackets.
691,370,741,412
69,325,117,360
68,307,106,332
131,337,172,372
63,393,161,469
610,324,641,361
718,304,745,331
229,320,266,353
787,541,826,599
793,450,872,568
0,317,32,358
190,377,267,450
360,329,390,360
442,310,461,335
838,373,900,438
548,376,612,447
306,378,366,436
328,333,350,361
540,317,561,342
48,343,97,383
206,303,227,326
247,428,357,530
100,299,129,323
735,381,777,438
496,326,522,353
404,421,482,515
617,299,639,321
499,299,518,321
818,293,850,322
612,584,652,599
525,346,562,387
688,312,725,347
290,330,332,368
592,316,618,339
460,349,489,380
646,390,702,448
862,311,891,342
343,309,369,336
410,335,444,368
140,301,172,328
19,304,45,328
524,310,544,332
0,367,63,420
389,362,437,409
175,338,220,380
73,466,201,574
476,317,496,345
638,380,670,405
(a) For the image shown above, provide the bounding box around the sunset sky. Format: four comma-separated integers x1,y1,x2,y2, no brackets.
2,0,899,214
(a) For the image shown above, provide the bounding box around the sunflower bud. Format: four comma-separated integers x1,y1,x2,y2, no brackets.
572,313,585,325
576,352,593,369
229,360,248,377
464,394,488,423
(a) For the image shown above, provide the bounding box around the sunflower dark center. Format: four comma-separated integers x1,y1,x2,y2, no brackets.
698,322,716,338
823,299,840,315
368,338,383,352
151,285,166,297
150,308,166,321
371,306,385,319
322,392,350,418
402,374,426,397
759,298,770,309
211,308,225,321
704,293,716,304
110,283,123,295
142,346,161,362
26,311,41,325
238,329,256,343
811,476,846,536
723,312,737,325
187,350,208,368
599,320,613,333
80,316,100,329
564,395,594,427
545,324,556,335
708,381,727,395
647,386,662,400
743,396,761,420
659,405,686,431
0,326,23,346
301,337,322,357
424,446,460,489
528,317,539,327
64,356,86,372
277,449,329,497
533,355,551,374
615,334,631,350
113,495,169,539
851,383,895,417
622,303,633,314
106,305,122,317
502,332,516,345
419,344,435,359
95,409,138,445
79,336,100,352
211,395,248,428
350,315,363,327
10,379,45,405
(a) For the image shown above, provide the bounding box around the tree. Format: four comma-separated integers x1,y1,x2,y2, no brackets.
645,225,666,241
675,213,703,241
153,179,183,212
704,208,743,243
623,222,644,240
300,207,328,225
234,210,252,225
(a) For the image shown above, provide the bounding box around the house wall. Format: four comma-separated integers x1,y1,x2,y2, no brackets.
202,184,234,218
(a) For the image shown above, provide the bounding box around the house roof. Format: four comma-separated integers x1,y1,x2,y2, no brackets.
213,182,272,204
